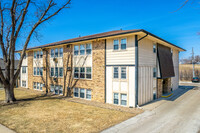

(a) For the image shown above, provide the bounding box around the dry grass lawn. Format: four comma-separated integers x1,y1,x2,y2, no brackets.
0,88,141,133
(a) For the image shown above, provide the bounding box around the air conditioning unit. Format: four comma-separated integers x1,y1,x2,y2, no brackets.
53,57,58,63
53,77,58,82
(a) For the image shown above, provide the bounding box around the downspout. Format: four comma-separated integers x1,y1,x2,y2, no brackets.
135,33,148,107
105,39,107,103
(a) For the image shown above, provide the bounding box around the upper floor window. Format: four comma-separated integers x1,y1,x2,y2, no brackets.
74,67,92,79
59,48,63,57
80,44,85,55
74,45,79,55
86,67,92,79
153,67,157,78
33,67,43,76
86,43,92,55
74,44,92,56
34,50,43,59
55,48,58,57
113,40,119,50
51,49,54,57
50,67,63,77
80,67,85,79
22,67,26,73
51,47,63,58
113,67,119,79
121,38,127,50
153,44,156,53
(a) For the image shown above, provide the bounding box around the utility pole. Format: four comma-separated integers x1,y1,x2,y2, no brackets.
192,47,195,77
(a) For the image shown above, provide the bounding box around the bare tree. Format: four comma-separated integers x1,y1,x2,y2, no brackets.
0,0,71,103
180,55,200,64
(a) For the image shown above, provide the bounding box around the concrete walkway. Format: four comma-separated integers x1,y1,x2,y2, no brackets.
0,124,15,133
102,86,200,133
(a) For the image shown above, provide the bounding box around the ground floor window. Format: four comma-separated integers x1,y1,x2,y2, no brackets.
22,80,26,87
113,93,119,105
73,88,92,100
50,85,63,95
113,93,127,106
33,82,43,91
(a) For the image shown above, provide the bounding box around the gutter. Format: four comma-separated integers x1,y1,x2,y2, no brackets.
135,33,148,107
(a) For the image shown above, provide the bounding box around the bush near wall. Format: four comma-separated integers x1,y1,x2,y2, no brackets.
179,64,200,81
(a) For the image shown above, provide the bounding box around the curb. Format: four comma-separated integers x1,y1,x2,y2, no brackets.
162,93,173,98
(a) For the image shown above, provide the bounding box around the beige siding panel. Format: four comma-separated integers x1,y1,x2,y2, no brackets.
138,66,154,105
33,58,43,67
113,81,120,91
139,38,156,66
106,35,135,65
172,49,179,90
73,55,92,67
50,57,63,67
106,67,113,104
121,82,128,92
129,67,135,107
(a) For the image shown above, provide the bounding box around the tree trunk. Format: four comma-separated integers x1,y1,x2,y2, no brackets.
4,86,16,103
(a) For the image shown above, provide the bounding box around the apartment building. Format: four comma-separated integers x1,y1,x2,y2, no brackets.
17,29,185,107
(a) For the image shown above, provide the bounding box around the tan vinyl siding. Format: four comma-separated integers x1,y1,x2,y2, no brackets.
171,49,179,90
106,35,135,65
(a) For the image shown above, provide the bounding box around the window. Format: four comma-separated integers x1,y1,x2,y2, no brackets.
55,85,59,94
40,67,43,76
114,93,119,105
37,82,40,90
55,48,58,57
51,49,54,57
114,40,119,50
37,67,40,75
40,83,43,90
24,53,26,59
121,67,126,79
153,44,156,53
86,67,91,79
74,67,79,78
153,68,157,78
55,67,58,77
59,48,63,57
40,51,43,58
33,82,36,89
80,67,85,79
59,86,63,95
74,88,79,97
22,81,26,87
86,43,92,55
80,89,85,98
51,68,54,77
34,67,36,75
59,67,63,77
121,38,127,50
50,85,54,92
80,44,85,55
121,94,127,106
74,45,79,55
114,67,119,79
34,52,37,58
37,51,40,58
86,89,91,100
22,67,26,73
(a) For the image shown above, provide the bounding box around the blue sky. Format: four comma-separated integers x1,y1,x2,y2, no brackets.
15,0,200,59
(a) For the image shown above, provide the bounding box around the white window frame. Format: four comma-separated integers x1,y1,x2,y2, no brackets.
120,94,127,106
50,47,63,58
86,89,91,100
80,88,85,99
153,44,156,53
121,38,127,50
74,88,79,97
22,80,26,87
113,93,119,105
113,39,119,50
121,67,127,79
22,66,26,74
113,67,119,79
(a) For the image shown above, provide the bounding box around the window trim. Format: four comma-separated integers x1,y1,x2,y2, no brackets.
121,67,127,79
73,43,92,56
113,39,119,50
121,38,127,50
50,47,63,58
113,67,119,79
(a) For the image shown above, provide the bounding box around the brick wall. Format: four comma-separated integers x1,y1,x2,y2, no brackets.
27,39,106,103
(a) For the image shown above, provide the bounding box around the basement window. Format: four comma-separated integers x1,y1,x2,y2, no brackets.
121,94,127,106
113,93,119,105
86,89,91,100
74,88,79,97
80,89,85,98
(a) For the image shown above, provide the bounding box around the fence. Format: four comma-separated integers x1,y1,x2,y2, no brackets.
179,64,200,81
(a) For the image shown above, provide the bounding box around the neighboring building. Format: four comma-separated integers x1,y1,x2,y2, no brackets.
17,29,185,107
0,58,20,87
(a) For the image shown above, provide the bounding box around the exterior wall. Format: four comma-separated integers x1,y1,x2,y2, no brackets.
74,40,105,103
171,49,179,90
106,66,135,107
163,78,171,94
106,35,135,65
21,54,28,88
138,38,156,105
157,79,163,98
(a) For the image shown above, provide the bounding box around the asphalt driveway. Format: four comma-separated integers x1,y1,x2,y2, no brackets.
103,83,200,133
